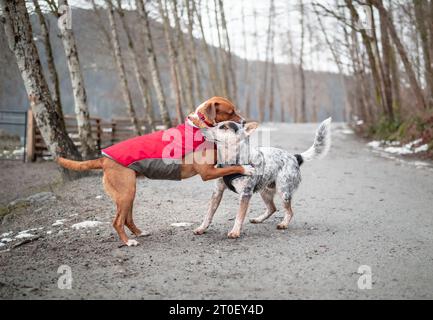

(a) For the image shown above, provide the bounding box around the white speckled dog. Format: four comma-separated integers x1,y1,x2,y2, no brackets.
194,118,332,239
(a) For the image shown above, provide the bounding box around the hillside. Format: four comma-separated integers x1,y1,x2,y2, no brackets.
0,8,346,123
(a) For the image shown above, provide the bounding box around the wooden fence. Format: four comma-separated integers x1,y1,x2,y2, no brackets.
26,110,177,162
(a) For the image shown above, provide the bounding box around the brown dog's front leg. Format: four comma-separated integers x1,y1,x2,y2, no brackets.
194,178,227,235
195,164,254,181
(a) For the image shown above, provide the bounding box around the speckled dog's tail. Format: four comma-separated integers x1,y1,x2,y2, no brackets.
297,117,332,165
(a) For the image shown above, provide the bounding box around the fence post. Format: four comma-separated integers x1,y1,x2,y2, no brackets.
111,120,116,145
95,118,101,151
26,109,35,162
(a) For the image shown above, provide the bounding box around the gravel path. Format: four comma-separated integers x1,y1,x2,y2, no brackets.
1,122,432,299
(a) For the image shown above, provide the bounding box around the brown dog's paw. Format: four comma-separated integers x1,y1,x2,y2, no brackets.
137,230,151,237
227,230,241,239
126,239,139,247
277,224,288,230
193,227,206,235
250,218,262,224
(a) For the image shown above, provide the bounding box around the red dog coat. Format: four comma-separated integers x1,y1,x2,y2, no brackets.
102,121,214,180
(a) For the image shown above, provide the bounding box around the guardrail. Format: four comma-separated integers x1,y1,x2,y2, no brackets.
0,110,27,162
26,110,178,162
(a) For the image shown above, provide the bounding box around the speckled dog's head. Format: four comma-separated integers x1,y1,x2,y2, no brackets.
201,121,259,144
201,121,259,165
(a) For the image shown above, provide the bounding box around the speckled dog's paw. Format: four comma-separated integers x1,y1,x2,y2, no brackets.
193,227,206,235
227,230,241,239
242,165,255,176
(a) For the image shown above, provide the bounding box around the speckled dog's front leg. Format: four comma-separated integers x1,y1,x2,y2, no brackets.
194,178,227,235
228,192,252,239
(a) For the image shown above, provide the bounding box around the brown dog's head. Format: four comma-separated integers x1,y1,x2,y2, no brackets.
187,97,244,128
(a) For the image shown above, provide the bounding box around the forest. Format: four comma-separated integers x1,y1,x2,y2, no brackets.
1,0,432,176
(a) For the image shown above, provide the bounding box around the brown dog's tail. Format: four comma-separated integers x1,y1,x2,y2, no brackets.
57,157,103,171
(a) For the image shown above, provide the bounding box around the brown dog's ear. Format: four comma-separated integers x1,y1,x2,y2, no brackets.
244,122,259,136
202,102,217,125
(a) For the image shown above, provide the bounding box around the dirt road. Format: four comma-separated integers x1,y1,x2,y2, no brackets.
1,122,432,299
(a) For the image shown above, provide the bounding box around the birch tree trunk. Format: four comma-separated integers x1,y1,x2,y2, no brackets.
169,0,194,112
157,0,184,124
33,0,65,126
379,5,395,120
1,0,82,180
372,0,427,111
171,0,194,112
369,2,393,119
218,0,237,103
214,0,229,98
345,0,386,116
259,0,274,122
105,0,141,135
58,0,96,159
136,0,172,128
414,0,433,107
298,0,307,123
241,1,251,118
116,0,155,132
193,0,220,96
185,0,203,103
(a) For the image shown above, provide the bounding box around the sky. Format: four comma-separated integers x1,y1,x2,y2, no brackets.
67,0,342,73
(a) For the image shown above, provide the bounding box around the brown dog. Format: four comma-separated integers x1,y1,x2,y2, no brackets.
57,97,252,246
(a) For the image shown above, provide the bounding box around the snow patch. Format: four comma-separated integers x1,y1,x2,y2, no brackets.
46,230,53,235
71,221,104,230
171,222,193,228
15,232,35,239
1,237,14,243
367,139,428,155
95,195,103,200
367,141,382,149
52,219,67,227
1,232,13,238
19,228,38,234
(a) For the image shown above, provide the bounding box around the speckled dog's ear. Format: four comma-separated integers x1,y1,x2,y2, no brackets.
244,122,259,136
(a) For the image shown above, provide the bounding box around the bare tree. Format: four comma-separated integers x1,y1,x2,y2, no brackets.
33,0,64,125
57,0,96,158
157,0,183,123
185,0,203,104
213,0,229,98
194,0,220,96
1,0,82,180
218,0,237,103
171,0,194,111
136,0,172,128
372,0,427,111
105,0,141,135
414,0,433,107
298,0,307,123
240,0,251,118
116,0,155,131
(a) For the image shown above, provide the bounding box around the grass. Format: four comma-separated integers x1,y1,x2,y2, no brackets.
360,112,433,159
